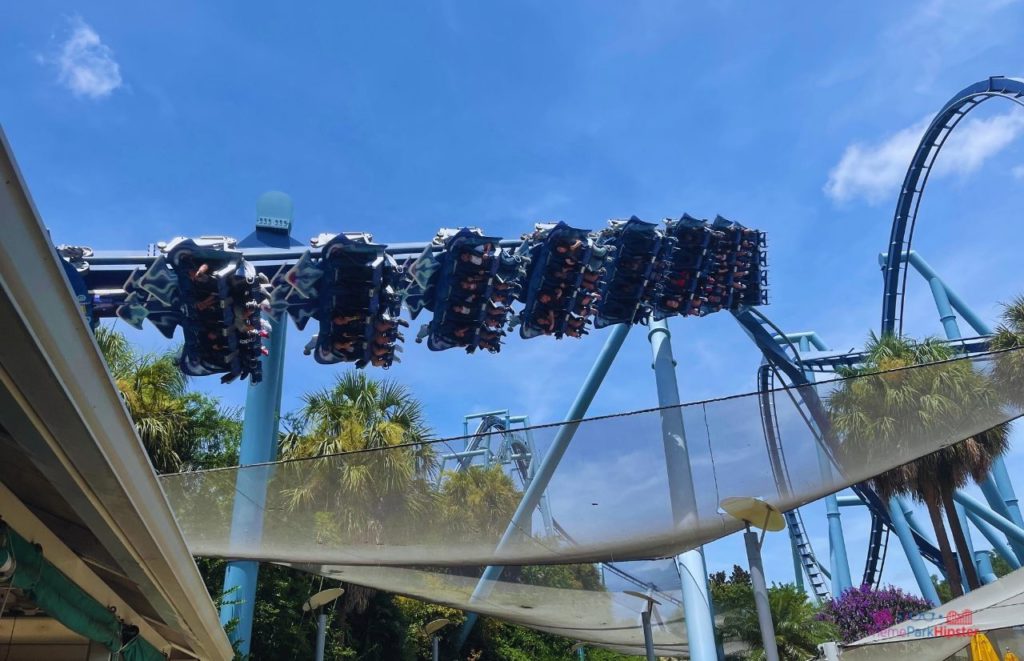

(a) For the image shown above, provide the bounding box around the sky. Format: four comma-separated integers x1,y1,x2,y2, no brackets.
3,0,1024,606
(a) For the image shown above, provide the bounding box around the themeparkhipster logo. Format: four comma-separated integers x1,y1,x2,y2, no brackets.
873,608,979,639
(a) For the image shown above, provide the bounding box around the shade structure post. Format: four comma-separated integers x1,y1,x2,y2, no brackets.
744,527,779,661
641,608,656,661
431,635,439,661
647,318,719,661
456,323,631,648
315,612,327,661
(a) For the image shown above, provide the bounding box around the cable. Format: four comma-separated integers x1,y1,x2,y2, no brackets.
161,346,1017,478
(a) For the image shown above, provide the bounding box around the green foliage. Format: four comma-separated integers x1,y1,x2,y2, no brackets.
830,332,1008,503
991,295,1024,409
710,565,754,614
932,550,1017,602
829,332,1010,597
722,583,836,661
96,326,242,473
991,551,1015,578
97,331,650,659
519,563,604,591
438,465,523,542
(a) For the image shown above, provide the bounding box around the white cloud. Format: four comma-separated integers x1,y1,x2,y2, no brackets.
52,17,122,99
825,108,1024,205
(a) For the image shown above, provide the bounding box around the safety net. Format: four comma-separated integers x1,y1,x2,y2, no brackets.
160,348,1024,655
842,567,1024,661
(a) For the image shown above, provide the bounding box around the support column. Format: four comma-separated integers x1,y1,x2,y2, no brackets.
790,543,805,591
975,551,997,585
220,314,288,654
889,497,940,605
641,609,656,661
782,332,851,595
965,510,1020,570
954,492,1024,548
456,323,631,648
315,612,327,661
648,319,718,661
744,528,779,661
825,496,853,594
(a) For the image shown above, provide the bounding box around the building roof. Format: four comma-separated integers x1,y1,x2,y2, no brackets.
0,127,232,660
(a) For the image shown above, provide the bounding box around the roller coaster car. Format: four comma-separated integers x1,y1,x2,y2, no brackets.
112,258,186,341
311,233,404,368
515,222,598,339
649,215,768,320
592,217,660,329
648,213,711,321
166,239,268,384
417,228,521,353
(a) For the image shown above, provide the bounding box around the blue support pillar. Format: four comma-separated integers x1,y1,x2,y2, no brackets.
991,460,1024,531
975,551,997,585
954,492,1024,549
648,319,719,661
219,192,296,653
219,313,288,654
889,497,940,605
790,544,805,592
825,496,853,595
979,477,1024,563
456,323,631,648
799,337,852,596
965,510,1021,570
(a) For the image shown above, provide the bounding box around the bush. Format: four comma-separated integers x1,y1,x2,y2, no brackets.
818,585,930,643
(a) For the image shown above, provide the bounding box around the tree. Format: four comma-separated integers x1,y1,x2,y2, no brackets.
829,333,1009,597
818,584,930,644
991,295,1024,408
279,371,438,634
722,583,836,661
436,464,522,543
96,326,242,473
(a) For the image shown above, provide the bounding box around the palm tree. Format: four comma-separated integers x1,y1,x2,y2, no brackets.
95,326,192,473
723,584,836,661
829,333,1008,597
437,464,522,543
990,295,1024,409
278,371,436,618
279,372,436,532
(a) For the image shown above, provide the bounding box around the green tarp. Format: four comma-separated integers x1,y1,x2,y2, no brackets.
0,524,165,660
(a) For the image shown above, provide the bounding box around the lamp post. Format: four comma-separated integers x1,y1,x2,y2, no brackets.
302,587,344,661
624,590,661,661
721,497,784,661
424,618,450,661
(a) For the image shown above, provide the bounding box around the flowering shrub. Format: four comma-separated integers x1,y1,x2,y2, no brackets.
818,585,930,643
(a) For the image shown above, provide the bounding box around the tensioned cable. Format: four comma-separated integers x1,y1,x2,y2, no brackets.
161,347,1014,478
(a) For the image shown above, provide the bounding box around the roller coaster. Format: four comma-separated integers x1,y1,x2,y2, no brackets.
52,76,1024,658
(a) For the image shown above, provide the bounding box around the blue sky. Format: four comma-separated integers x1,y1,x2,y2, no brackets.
4,0,1024,604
